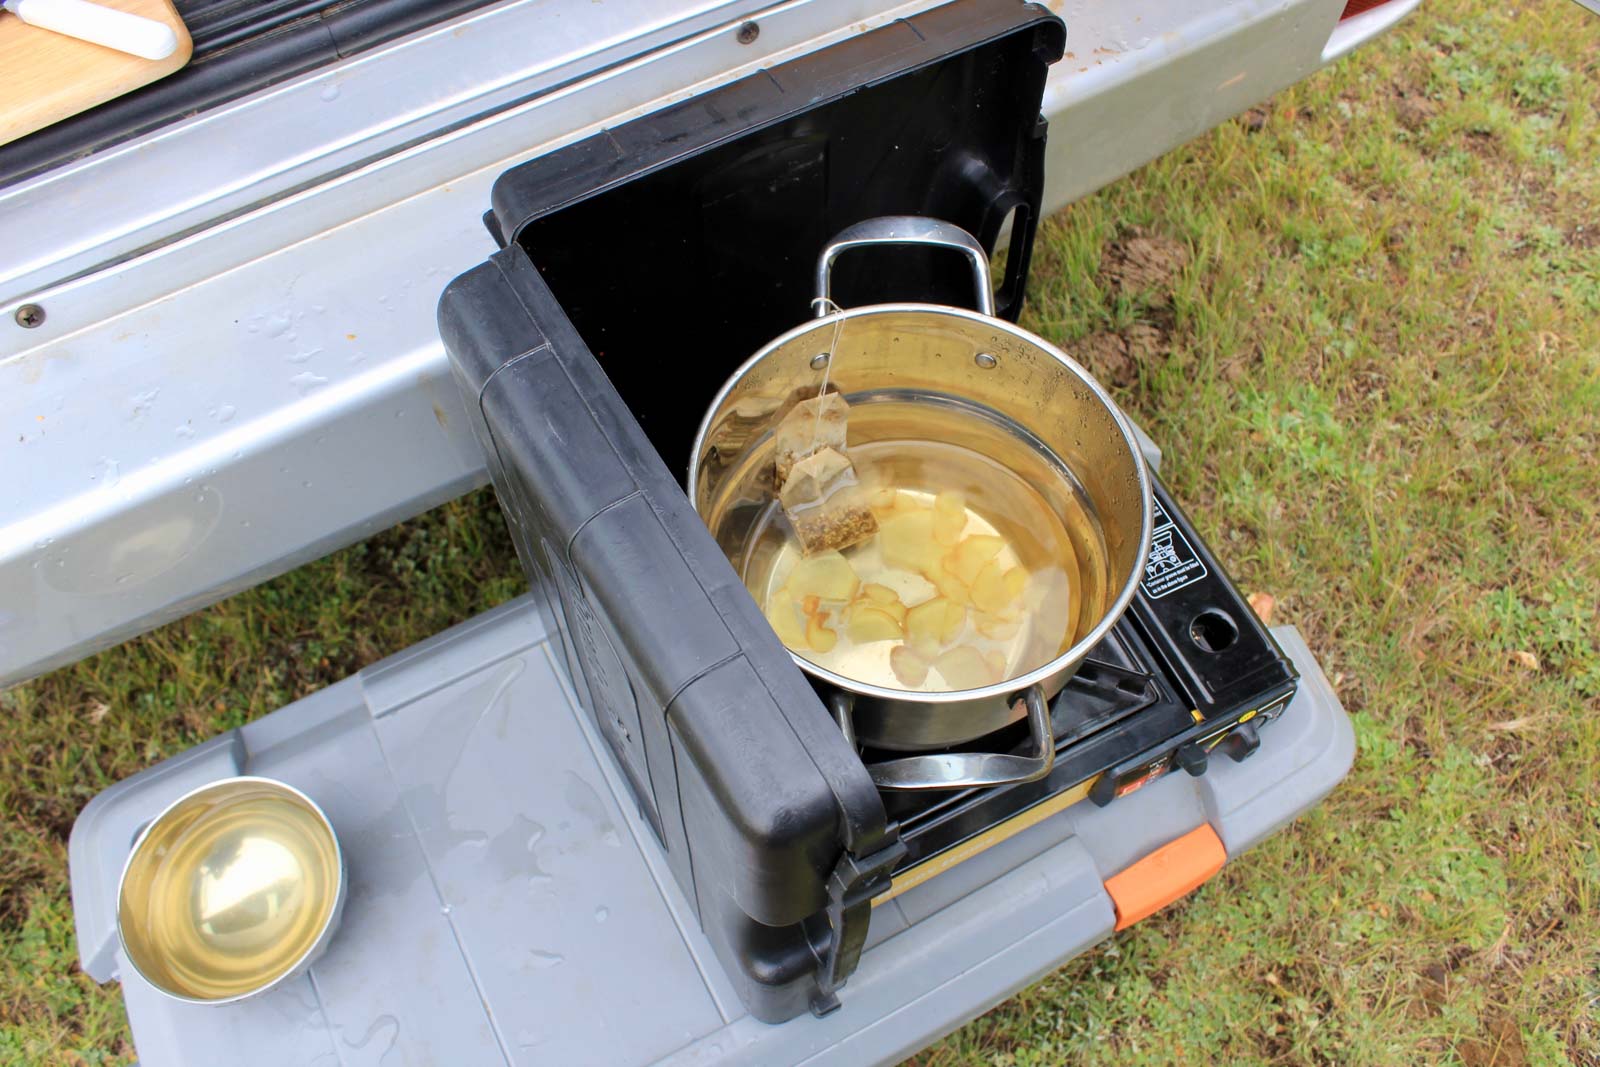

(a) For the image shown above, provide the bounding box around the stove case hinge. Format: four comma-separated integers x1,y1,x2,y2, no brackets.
810,835,906,1016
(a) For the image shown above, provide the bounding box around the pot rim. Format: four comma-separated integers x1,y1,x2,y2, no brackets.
116,774,347,1006
689,301,1155,706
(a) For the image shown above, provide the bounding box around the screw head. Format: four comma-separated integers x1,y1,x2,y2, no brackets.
14,304,44,328
735,20,759,44
974,352,998,369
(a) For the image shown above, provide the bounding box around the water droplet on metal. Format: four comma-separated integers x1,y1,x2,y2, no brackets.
289,371,329,395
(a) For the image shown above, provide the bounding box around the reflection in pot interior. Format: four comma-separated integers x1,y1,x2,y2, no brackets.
706,394,1110,693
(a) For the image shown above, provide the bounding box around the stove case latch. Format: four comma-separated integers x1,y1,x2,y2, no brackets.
810,837,906,1016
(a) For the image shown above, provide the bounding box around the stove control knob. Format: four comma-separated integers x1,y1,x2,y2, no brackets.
1218,720,1261,763
1174,743,1208,777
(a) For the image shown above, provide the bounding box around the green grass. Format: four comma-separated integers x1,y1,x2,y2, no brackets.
4,1,1599,1063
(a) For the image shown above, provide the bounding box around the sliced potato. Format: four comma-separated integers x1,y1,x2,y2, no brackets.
801,594,821,617
932,507,966,547
863,582,899,605
933,490,966,516
970,559,1017,615
890,645,931,688
947,534,1004,585
908,597,967,648
933,645,996,690
878,510,941,574
905,597,948,648
938,600,967,644
974,613,1022,641
924,558,972,605
788,550,859,603
845,603,903,643
764,592,809,651
806,613,838,653
1003,566,1028,601
859,582,907,623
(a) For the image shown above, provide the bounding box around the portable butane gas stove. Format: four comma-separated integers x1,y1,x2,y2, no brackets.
66,3,1354,1063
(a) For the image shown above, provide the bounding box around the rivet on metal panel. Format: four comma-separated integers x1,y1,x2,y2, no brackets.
14,304,45,328
974,352,998,369
735,20,759,44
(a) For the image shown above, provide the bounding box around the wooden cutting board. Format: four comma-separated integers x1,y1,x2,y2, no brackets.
1,0,191,147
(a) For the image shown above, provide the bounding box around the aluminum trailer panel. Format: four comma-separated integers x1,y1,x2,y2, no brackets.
0,0,1419,686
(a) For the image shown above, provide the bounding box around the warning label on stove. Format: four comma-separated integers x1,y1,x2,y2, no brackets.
1141,498,1207,600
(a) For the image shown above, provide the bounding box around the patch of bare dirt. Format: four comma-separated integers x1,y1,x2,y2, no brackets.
1100,230,1190,303
1076,331,1137,388
1413,951,1531,1067
1073,323,1169,389
1395,92,1437,132
1456,1013,1529,1067
1567,223,1599,250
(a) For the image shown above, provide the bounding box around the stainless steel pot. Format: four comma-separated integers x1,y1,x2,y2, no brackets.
690,217,1152,790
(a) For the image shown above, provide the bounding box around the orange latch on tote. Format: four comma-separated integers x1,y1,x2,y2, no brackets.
1103,824,1227,931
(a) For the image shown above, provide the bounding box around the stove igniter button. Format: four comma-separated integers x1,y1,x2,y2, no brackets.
1218,720,1262,763
1175,743,1208,777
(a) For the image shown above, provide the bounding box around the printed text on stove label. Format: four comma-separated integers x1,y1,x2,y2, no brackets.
1141,499,1207,600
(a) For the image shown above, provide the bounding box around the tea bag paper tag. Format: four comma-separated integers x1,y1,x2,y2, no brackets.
773,393,850,485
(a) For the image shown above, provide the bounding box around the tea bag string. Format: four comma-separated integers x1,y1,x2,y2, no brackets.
806,296,845,452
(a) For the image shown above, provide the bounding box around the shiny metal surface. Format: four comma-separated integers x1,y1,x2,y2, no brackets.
0,0,939,687
0,0,1417,687
851,686,1056,791
691,219,1153,758
117,776,345,1005
815,216,996,318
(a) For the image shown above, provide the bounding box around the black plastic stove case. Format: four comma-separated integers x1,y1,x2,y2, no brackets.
438,0,1290,1023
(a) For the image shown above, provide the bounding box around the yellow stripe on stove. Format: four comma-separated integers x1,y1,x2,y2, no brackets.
875,774,1102,906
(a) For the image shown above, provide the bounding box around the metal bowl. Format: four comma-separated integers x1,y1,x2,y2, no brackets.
117,776,346,1004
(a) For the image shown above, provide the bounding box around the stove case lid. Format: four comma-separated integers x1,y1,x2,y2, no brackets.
485,0,1065,471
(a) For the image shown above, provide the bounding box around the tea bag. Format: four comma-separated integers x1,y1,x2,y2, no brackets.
779,447,878,555
772,393,850,485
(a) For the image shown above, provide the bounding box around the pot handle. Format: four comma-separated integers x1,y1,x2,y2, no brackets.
832,686,1056,791
815,216,996,318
